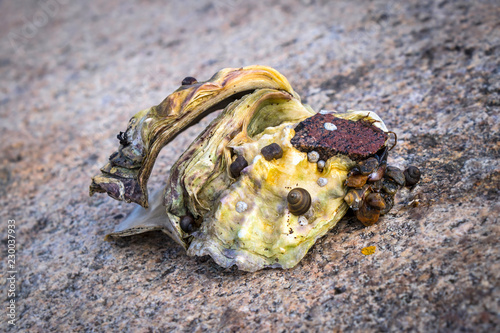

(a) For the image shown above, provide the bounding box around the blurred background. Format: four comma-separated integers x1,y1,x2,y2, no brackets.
0,0,498,331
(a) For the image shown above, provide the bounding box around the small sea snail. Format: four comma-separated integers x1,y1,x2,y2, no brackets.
358,157,379,175
287,188,312,216
307,151,320,163
379,194,394,215
367,162,386,182
356,203,380,227
181,76,198,85
344,188,363,210
230,155,248,178
365,193,386,210
180,215,195,233
345,174,369,188
261,143,283,161
404,166,421,186
382,179,399,195
385,166,405,186
317,160,325,171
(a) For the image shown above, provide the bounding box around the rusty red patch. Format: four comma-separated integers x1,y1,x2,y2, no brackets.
290,113,387,161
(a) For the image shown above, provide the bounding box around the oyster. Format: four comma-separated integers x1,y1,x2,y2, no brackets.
90,65,420,272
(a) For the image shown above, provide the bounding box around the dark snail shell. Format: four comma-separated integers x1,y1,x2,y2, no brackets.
385,166,405,186
180,215,195,233
181,76,198,85
382,179,399,195
404,166,421,186
367,162,386,182
356,202,380,227
358,157,379,175
380,194,394,215
345,174,369,188
261,143,283,161
365,193,386,210
230,156,248,178
287,188,311,216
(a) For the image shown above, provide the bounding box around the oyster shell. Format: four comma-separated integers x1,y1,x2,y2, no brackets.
90,65,418,271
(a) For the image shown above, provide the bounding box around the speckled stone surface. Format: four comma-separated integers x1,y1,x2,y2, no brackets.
291,114,388,160
1,0,498,331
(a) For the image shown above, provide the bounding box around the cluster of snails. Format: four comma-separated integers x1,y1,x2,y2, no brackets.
229,143,313,217
230,143,284,179
228,144,422,223
228,140,421,226
344,147,421,226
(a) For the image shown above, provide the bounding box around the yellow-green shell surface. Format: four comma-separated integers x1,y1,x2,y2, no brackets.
188,121,355,271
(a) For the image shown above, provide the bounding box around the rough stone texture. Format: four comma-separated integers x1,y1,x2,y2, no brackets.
0,0,498,332
291,114,388,161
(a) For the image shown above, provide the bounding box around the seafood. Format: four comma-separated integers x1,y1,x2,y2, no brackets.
90,65,420,271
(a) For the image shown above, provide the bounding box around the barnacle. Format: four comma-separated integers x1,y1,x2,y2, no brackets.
90,65,420,271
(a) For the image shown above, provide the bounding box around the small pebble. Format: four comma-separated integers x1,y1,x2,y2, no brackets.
324,122,337,131
307,151,320,163
298,216,308,226
319,109,334,114
236,201,248,213
317,177,328,187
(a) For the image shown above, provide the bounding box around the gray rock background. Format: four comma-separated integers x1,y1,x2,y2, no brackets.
1,0,498,331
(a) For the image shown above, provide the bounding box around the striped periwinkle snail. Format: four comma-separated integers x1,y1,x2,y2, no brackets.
287,188,312,216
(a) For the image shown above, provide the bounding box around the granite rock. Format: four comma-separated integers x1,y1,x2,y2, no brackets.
291,113,388,161
0,0,498,332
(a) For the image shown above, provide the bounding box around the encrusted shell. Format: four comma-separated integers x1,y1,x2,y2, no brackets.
90,65,404,272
